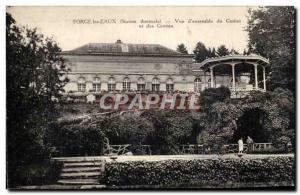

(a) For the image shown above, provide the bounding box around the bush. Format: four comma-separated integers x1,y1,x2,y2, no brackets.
104,156,294,186
45,110,204,156
14,161,62,186
199,86,231,110
45,122,105,157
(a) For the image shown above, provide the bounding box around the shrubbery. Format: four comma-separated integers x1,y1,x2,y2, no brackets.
45,110,202,156
44,86,295,157
15,161,62,186
199,86,231,111
104,156,294,186
45,122,105,157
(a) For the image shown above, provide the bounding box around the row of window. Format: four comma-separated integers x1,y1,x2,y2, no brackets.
77,83,175,92
77,77,208,92
78,77,201,84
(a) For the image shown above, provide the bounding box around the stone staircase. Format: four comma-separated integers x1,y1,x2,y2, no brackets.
55,157,106,186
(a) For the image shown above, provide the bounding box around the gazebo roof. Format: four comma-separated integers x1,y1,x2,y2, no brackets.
196,54,270,70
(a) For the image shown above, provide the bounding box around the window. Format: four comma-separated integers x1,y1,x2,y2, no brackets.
152,78,160,92
137,77,146,91
194,78,202,92
78,83,86,92
93,77,101,91
108,84,116,91
78,77,86,92
137,84,146,91
166,78,174,92
93,83,101,91
108,77,116,92
123,77,131,91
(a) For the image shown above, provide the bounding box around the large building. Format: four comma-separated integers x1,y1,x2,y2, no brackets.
61,40,269,102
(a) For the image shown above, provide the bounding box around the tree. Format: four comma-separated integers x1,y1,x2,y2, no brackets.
176,43,188,54
193,42,208,62
216,45,230,56
230,48,240,55
6,13,69,187
207,47,217,58
246,7,295,93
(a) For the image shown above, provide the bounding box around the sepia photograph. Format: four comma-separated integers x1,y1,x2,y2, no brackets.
6,6,295,190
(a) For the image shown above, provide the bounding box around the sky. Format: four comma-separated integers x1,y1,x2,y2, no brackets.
7,6,255,53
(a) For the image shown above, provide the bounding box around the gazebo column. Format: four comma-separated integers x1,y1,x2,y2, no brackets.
231,64,236,91
254,64,258,90
263,67,266,91
210,67,214,88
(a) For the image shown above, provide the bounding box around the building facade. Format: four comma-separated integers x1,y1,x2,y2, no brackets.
61,40,269,102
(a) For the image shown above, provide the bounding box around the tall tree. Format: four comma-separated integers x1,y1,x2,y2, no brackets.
246,7,295,93
176,43,188,54
216,45,230,56
207,47,217,58
6,13,69,187
193,42,208,62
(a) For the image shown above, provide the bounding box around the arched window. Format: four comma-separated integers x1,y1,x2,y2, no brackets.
108,77,116,91
93,77,101,92
78,77,86,92
123,77,131,91
137,77,146,91
152,77,160,92
166,78,174,92
194,77,202,92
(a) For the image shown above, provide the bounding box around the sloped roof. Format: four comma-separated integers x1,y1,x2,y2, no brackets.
62,40,191,57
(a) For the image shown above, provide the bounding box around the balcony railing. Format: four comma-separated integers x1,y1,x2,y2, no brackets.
229,86,266,98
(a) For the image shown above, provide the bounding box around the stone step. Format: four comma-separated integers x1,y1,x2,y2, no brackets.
57,179,100,185
58,159,105,163
62,167,102,173
60,172,102,179
63,162,104,167
53,157,106,162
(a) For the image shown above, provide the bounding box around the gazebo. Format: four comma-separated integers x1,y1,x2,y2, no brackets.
197,55,270,98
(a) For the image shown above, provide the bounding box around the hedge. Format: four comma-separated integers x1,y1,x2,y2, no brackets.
104,156,294,187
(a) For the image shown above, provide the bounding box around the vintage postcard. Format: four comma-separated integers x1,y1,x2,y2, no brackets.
6,6,295,190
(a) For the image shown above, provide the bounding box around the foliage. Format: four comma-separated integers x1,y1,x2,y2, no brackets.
100,113,154,148
216,45,230,56
144,110,200,154
198,87,237,146
193,42,209,62
199,86,231,111
193,42,233,62
15,161,62,187
104,157,294,186
176,43,188,54
238,88,294,148
207,47,217,58
45,121,105,157
199,102,242,146
198,86,294,149
6,13,68,187
246,7,295,93
229,48,240,55
46,110,204,156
